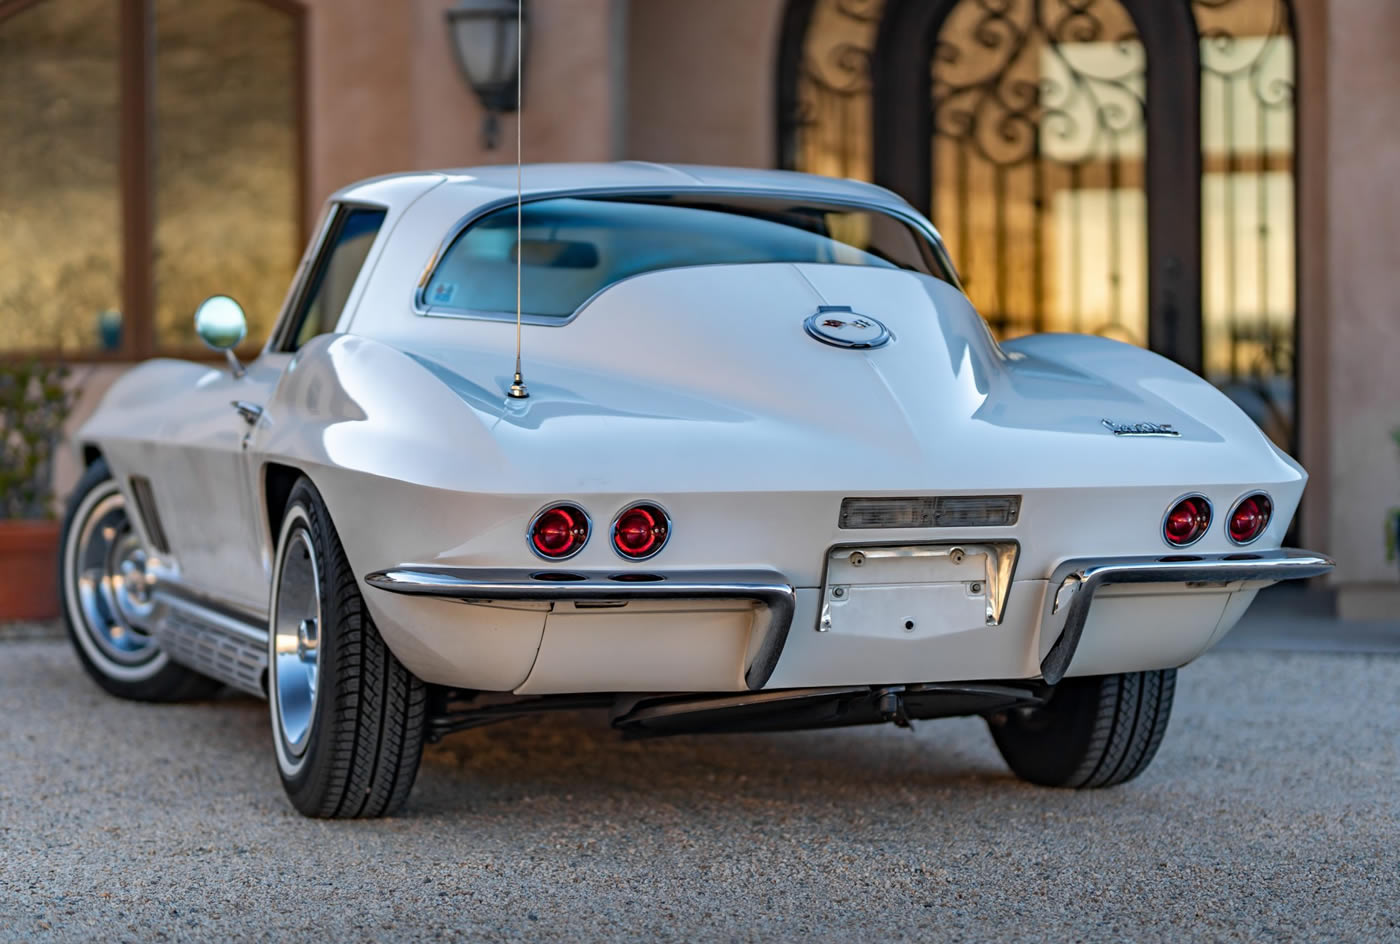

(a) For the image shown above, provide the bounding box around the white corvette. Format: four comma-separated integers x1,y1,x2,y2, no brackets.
63,163,1331,817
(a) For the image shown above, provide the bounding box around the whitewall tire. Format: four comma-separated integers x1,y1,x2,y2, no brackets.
59,459,218,701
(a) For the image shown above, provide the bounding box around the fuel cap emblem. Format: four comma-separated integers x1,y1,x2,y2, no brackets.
803,305,891,349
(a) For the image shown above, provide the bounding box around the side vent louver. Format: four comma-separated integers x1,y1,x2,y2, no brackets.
129,476,171,553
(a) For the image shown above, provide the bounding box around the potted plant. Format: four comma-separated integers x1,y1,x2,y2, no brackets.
0,359,76,621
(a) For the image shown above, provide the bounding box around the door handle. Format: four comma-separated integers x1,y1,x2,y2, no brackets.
231,400,264,426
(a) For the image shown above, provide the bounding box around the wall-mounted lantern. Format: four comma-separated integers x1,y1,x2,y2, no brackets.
445,0,526,150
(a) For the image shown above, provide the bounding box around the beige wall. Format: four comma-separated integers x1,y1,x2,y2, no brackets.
625,0,786,167
302,0,624,221
1320,0,1400,612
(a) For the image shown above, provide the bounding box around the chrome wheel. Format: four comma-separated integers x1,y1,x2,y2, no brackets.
63,482,165,680
270,509,322,774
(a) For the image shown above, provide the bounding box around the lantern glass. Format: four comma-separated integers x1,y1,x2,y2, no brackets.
447,1,521,101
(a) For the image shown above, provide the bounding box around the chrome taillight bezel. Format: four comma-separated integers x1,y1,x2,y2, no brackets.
527,503,592,561
610,502,672,561
1225,491,1274,546
1161,493,1213,548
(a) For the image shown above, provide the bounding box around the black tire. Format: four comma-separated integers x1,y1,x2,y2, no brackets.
988,669,1176,788
59,459,220,702
268,476,427,818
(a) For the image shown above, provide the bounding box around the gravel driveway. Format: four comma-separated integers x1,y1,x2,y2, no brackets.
1,639,1396,942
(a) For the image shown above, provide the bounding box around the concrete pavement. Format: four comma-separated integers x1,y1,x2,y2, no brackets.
0,633,1396,942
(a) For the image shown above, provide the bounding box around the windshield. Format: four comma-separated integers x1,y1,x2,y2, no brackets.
421,194,957,320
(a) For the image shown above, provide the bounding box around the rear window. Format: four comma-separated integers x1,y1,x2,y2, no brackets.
420,194,956,321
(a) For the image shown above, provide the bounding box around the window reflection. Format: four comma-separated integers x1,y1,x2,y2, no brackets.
153,0,299,350
0,0,121,353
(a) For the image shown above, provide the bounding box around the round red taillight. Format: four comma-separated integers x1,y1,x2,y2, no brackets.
1163,495,1212,547
529,504,589,559
1228,493,1272,545
612,503,670,560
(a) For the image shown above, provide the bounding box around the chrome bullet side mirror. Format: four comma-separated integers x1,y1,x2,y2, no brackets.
194,295,248,377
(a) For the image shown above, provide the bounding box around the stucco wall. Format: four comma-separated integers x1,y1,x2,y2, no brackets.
1322,0,1400,611
624,0,786,168
303,0,623,219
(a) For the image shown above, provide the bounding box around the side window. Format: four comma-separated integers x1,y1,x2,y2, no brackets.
280,205,386,351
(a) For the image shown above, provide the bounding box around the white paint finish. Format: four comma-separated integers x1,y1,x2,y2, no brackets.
365,593,547,689
517,601,755,695
1064,589,1230,678
73,164,1324,693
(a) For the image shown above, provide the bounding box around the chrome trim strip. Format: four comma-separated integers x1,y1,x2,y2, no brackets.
151,585,268,645
1039,548,1334,685
363,566,796,691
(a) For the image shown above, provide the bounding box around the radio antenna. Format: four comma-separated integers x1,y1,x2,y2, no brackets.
507,0,529,400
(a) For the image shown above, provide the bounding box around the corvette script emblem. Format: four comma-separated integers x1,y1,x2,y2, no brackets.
803,306,891,349
1101,419,1181,437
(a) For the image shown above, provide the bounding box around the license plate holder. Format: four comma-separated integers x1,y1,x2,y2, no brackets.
817,543,1017,637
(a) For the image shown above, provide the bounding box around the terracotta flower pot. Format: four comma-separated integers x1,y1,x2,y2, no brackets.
0,519,62,621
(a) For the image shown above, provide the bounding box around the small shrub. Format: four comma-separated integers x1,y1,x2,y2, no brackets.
0,360,76,519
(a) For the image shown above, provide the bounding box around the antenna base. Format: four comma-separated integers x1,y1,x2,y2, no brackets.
507,372,529,399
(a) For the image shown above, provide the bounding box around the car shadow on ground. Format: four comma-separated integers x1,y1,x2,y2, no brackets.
207,685,1024,821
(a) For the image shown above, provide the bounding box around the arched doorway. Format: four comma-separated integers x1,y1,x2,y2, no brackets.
778,0,1298,452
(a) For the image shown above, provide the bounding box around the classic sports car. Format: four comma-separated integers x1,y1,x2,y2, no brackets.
62,163,1332,818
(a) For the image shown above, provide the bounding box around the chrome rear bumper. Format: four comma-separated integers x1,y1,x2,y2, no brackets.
366,548,1332,693
363,567,795,690
1038,548,1334,684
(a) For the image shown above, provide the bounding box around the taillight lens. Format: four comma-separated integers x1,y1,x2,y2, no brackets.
1163,495,1211,547
1228,493,1272,545
612,503,670,560
529,504,589,559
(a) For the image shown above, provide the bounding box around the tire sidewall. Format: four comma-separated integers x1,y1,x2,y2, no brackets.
268,482,346,805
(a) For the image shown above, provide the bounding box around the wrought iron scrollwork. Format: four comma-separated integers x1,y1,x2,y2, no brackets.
930,0,1147,342
788,0,886,180
932,0,1144,169
1193,0,1296,451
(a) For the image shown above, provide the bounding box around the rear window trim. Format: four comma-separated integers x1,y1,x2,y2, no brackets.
412,187,962,327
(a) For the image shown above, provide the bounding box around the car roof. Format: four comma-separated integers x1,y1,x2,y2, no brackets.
332,162,916,215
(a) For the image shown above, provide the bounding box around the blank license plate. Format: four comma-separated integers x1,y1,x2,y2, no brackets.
818,544,1006,638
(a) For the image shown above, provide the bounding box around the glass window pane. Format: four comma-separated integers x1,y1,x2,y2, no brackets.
289,207,385,350
931,2,1147,344
423,196,953,321
0,0,122,354
152,0,299,350
1196,0,1296,451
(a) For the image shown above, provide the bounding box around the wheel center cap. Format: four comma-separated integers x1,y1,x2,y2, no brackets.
297,618,319,662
